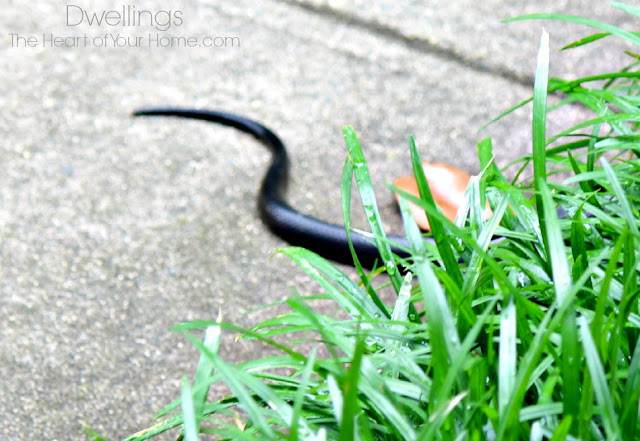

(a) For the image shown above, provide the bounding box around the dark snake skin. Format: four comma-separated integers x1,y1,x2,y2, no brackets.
133,108,519,269
132,108,424,268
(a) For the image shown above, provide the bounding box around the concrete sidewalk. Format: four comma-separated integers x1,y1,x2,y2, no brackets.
0,1,633,439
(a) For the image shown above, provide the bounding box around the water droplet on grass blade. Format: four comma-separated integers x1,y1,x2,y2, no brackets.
386,261,396,275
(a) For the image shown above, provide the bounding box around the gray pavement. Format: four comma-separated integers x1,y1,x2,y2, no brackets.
0,1,633,439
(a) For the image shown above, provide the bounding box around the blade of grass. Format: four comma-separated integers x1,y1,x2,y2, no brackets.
183,336,277,438
191,315,223,420
566,151,593,194
180,376,199,441
83,428,107,441
611,1,640,19
280,247,387,322
498,296,517,419
560,310,580,437
495,253,603,439
291,349,317,441
393,184,516,294
591,230,626,347
398,198,462,365
496,302,557,439
436,295,500,405
519,403,564,421
546,113,640,146
533,30,551,255
477,137,505,181
621,335,640,437
483,71,640,130
577,370,595,440
531,421,543,441
327,375,344,425
505,13,640,46
408,135,463,287
608,228,637,400
569,205,591,288
537,180,571,303
579,316,622,440
388,273,412,342
549,416,574,441
341,155,390,317
461,194,509,297
397,201,466,408
343,126,403,291
287,300,418,440
418,391,468,441
339,336,365,441
561,32,610,50
601,157,639,237
397,195,476,330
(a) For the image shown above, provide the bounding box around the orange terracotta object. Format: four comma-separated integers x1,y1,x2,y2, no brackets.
394,161,491,231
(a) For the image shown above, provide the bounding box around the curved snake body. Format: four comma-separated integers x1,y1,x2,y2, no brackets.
133,108,420,268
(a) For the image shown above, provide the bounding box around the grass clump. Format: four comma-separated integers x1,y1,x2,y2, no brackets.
118,6,640,441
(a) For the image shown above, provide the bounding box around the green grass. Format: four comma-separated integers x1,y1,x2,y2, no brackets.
114,6,640,441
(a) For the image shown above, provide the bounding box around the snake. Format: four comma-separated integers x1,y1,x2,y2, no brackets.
134,108,561,269
132,107,430,268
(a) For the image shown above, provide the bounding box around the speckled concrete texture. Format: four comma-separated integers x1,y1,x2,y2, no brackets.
0,1,633,439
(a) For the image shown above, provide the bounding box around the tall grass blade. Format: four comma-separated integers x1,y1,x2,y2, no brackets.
291,349,317,440
549,416,574,441
497,282,581,439
280,247,386,321
505,13,640,46
399,195,462,360
621,336,640,438
393,184,515,293
436,294,500,405
180,376,199,441
389,273,412,335
601,157,639,237
343,126,403,292
408,135,463,286
538,180,571,303
397,195,477,331
591,230,626,348
418,391,468,441
560,311,580,436
327,375,344,425
533,30,550,253
184,339,277,438
191,317,222,418
611,1,640,19
579,316,622,440
338,337,365,441
461,194,509,297
498,296,517,419
340,154,389,315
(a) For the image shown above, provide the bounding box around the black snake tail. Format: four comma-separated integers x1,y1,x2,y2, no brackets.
132,108,419,268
